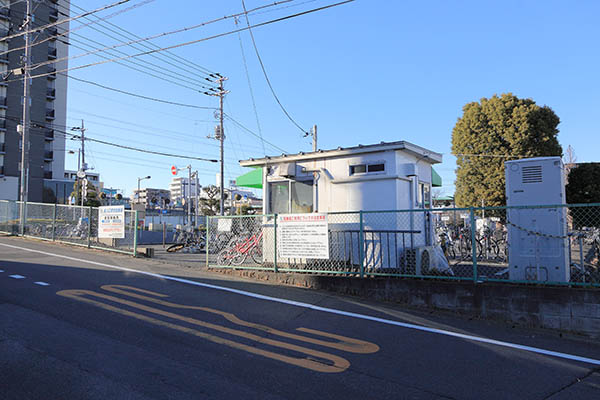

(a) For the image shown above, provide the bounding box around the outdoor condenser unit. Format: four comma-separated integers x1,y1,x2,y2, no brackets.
505,157,569,282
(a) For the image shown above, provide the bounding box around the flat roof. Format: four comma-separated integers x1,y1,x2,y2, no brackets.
239,140,443,167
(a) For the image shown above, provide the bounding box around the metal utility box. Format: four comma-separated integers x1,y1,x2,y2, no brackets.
505,157,569,282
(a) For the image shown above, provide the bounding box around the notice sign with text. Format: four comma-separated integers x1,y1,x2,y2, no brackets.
98,206,125,239
277,214,329,259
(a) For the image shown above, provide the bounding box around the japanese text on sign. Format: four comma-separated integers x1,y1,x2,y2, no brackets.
277,214,329,259
98,206,125,239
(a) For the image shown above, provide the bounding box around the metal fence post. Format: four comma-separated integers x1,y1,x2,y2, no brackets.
359,210,365,278
52,203,57,241
205,216,210,268
470,207,478,282
273,214,278,273
87,206,92,248
133,210,139,257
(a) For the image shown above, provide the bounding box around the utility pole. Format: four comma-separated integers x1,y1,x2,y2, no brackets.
187,165,192,226
194,171,199,228
72,120,87,208
217,76,227,216
204,74,228,216
312,124,317,152
18,0,31,235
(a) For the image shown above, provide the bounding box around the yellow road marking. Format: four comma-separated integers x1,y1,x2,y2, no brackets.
58,288,351,373
101,284,379,354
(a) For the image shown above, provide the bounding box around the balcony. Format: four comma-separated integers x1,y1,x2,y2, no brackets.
0,142,5,153
0,120,6,130
48,48,57,59
43,171,52,179
46,88,56,99
47,66,56,80
49,9,59,22
0,96,6,109
46,109,55,120
0,166,4,176
47,27,58,38
0,7,9,21
44,151,54,160
44,129,54,140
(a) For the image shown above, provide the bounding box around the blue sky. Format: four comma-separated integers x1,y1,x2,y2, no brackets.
62,0,600,196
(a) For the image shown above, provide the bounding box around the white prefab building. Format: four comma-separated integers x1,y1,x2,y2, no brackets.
240,141,442,214
239,141,443,272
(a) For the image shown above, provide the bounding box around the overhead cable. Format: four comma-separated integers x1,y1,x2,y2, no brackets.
3,0,156,57
0,0,131,43
4,1,356,84
241,0,308,135
30,0,295,74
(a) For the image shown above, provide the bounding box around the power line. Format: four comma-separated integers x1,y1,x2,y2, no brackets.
224,113,289,154
0,0,131,43
67,0,218,77
236,17,266,156
64,73,217,109
241,0,308,135
4,1,356,84
31,1,295,76
2,0,156,58
0,114,218,163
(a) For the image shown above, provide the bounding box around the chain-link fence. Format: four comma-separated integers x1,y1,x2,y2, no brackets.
0,200,138,255
207,204,600,288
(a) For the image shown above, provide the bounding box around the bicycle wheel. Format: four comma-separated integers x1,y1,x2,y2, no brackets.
250,245,263,264
166,243,185,253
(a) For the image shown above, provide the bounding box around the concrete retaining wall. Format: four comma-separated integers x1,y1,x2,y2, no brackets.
208,268,600,339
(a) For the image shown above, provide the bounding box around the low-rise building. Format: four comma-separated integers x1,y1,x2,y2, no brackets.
132,188,171,208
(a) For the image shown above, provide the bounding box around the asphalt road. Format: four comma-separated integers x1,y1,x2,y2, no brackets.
1,235,599,400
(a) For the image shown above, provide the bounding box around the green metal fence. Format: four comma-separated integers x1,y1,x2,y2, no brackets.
206,203,600,288
0,200,138,256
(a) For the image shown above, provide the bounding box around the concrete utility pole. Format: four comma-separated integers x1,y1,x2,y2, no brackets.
194,171,199,227
217,76,227,216
18,0,32,235
187,165,192,226
312,124,317,152
71,120,87,207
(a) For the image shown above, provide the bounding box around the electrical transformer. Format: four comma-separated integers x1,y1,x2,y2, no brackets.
505,157,569,282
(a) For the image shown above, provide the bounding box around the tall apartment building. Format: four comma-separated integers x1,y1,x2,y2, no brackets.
0,0,69,201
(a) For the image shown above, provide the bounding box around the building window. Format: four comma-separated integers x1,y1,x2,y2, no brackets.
349,162,385,176
350,164,366,175
268,180,314,214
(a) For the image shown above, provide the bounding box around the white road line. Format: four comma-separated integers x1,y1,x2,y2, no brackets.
34,282,50,286
1,241,599,367
9,274,25,279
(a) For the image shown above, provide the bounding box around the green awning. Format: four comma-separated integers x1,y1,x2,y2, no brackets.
432,168,442,187
236,167,263,189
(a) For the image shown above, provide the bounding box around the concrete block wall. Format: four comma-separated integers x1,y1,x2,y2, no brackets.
208,268,600,339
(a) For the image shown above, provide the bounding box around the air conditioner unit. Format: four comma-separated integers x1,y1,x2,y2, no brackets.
276,162,296,178
505,157,569,282
404,246,434,275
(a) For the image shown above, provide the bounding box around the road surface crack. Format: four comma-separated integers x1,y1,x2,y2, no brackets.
543,366,600,399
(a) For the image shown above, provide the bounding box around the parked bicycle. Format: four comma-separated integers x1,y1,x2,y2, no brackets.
217,230,263,265
167,227,206,253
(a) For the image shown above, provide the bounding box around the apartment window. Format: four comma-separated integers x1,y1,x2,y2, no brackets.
349,162,385,175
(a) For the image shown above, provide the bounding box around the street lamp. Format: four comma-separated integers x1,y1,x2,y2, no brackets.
137,176,151,205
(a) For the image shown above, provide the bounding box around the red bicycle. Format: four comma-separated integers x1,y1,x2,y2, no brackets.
217,231,263,265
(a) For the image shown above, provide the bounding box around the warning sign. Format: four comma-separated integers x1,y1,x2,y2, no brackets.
98,205,125,239
277,214,329,259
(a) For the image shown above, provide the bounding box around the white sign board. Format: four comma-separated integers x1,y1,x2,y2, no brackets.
277,214,329,259
98,206,125,239
218,218,232,232
441,216,450,221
